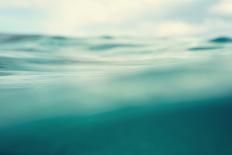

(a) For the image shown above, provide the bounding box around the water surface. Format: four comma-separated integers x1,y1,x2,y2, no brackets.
0,34,232,155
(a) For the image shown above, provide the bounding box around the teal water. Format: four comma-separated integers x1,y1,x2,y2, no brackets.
0,34,232,155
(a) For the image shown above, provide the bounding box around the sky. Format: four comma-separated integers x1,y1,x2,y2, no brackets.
0,0,231,37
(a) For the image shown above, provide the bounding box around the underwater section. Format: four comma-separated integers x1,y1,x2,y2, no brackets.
0,34,232,154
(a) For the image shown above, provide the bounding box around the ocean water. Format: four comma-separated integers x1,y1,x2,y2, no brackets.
0,33,232,155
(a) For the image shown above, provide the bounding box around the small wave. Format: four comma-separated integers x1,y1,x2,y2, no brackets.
210,37,232,44
0,33,70,44
0,34,43,43
89,43,142,51
100,35,114,40
0,33,146,52
0,33,80,53
188,46,223,51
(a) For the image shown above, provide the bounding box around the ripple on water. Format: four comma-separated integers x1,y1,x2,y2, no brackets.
188,46,223,51
89,43,143,51
209,36,232,44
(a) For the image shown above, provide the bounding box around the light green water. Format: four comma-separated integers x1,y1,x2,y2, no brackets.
0,34,232,154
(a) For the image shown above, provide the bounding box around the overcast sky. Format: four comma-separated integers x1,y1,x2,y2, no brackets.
0,0,231,36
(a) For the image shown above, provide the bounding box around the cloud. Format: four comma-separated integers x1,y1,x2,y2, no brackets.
210,0,232,15
39,0,203,36
0,0,231,36
154,21,202,36
41,0,174,35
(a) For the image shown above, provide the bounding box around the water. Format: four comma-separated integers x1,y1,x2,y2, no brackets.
0,33,232,155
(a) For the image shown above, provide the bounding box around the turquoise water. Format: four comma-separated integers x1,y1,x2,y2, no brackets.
0,34,232,154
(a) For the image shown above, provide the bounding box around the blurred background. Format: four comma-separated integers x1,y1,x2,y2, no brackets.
0,0,231,37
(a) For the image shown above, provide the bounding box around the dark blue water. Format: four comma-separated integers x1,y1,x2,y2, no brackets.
0,34,232,155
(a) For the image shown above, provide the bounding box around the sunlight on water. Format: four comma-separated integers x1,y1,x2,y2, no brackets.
0,34,232,154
